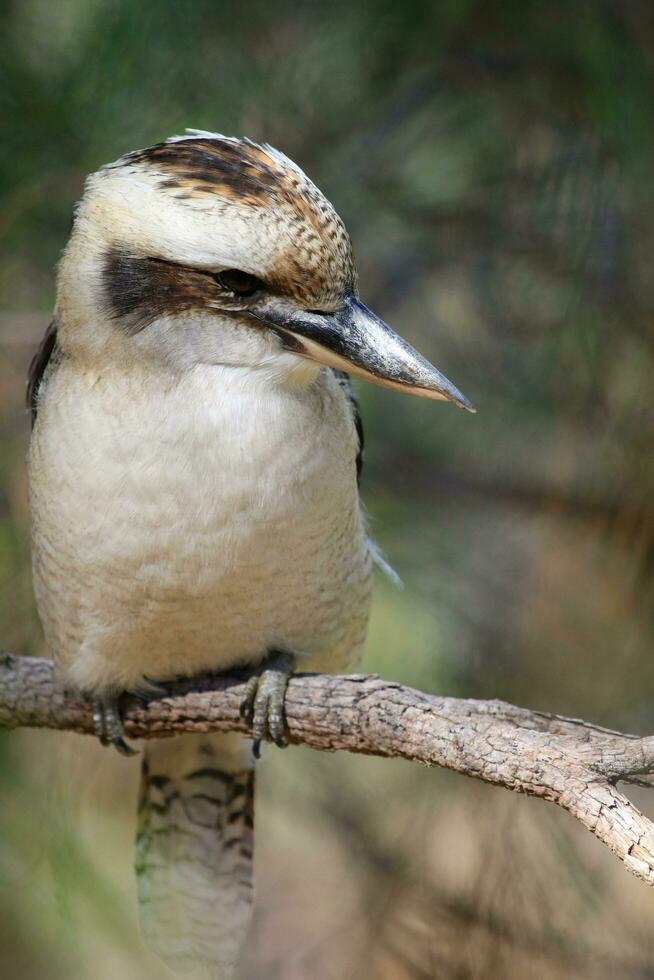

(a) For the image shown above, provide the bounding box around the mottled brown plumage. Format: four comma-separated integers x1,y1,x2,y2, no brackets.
116,135,357,307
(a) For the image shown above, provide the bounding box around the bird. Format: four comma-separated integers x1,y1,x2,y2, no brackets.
27,130,473,977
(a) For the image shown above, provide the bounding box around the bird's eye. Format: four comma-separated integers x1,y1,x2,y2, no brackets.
216,269,264,297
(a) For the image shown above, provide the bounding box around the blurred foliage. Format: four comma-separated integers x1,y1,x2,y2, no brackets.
1,0,653,977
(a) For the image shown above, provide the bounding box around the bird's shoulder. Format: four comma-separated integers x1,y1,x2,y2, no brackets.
331,369,364,484
27,320,60,427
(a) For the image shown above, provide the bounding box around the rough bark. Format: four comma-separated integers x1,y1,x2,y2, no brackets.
2,652,654,885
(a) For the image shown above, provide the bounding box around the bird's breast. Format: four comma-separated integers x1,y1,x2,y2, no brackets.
29,360,372,692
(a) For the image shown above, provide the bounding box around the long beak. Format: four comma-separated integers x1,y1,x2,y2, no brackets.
255,293,475,411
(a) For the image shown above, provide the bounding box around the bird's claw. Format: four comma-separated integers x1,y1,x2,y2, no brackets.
239,650,295,758
92,694,138,756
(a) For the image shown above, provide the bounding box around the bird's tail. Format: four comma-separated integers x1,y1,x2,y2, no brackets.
135,732,255,978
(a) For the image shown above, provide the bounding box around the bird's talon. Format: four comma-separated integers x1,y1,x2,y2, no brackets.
273,730,287,749
92,693,138,756
239,675,259,721
113,736,138,757
240,650,295,753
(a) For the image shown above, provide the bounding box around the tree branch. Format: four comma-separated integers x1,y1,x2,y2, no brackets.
3,652,654,885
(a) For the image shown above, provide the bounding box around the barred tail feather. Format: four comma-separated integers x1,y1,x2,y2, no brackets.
135,732,255,977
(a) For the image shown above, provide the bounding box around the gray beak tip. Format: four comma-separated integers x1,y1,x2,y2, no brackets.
455,394,476,414
421,373,475,414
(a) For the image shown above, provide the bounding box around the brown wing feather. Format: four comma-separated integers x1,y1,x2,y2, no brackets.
27,320,59,427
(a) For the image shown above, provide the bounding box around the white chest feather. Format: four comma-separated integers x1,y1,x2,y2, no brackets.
29,360,372,692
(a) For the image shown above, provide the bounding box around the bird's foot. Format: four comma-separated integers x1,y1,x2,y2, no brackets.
239,650,296,758
92,693,138,756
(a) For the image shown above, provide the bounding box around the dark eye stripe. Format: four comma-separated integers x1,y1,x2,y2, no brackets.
102,246,271,334
102,246,220,333
216,269,265,296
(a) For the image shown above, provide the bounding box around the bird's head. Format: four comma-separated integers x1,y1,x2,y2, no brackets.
56,131,473,409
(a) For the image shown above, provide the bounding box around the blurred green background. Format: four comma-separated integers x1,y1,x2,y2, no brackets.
1,1,653,977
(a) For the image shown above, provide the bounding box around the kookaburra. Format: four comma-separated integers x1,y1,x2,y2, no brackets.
27,131,473,976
